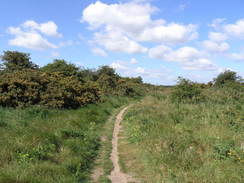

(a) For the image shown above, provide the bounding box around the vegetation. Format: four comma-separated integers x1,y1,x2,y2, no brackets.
0,51,147,108
120,72,244,183
0,50,148,182
0,97,134,183
1,50,243,182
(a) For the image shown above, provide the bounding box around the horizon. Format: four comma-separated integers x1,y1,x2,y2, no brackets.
0,0,244,85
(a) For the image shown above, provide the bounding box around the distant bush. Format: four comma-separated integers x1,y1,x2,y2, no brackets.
214,70,242,87
171,77,204,103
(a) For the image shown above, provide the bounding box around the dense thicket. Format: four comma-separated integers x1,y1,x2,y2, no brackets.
0,51,146,108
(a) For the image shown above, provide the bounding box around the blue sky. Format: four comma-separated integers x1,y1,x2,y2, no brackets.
0,0,244,85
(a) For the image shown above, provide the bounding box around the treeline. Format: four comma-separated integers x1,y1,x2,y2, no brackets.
0,51,149,108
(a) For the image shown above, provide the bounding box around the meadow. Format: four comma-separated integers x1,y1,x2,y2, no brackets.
0,96,133,183
120,85,244,182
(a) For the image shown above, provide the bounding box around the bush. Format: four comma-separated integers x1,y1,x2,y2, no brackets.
171,77,204,103
214,70,242,87
0,69,100,108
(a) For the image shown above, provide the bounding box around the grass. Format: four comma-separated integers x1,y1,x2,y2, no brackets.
120,88,244,183
0,96,133,183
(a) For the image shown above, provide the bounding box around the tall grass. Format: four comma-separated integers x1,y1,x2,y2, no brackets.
122,88,244,182
0,96,132,183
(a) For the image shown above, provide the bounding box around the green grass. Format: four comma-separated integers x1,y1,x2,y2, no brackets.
0,96,133,183
121,89,244,183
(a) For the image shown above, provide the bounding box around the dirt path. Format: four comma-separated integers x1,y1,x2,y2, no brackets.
109,106,133,183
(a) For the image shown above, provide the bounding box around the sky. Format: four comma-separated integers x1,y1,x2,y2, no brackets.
0,0,244,85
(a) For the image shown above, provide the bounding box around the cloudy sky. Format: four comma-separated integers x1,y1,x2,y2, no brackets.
0,0,244,85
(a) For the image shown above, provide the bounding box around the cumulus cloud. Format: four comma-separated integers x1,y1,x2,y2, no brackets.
223,19,244,39
137,23,198,44
7,20,61,50
82,1,198,53
92,47,107,57
8,27,57,50
110,60,170,79
110,61,129,70
209,32,227,42
22,20,62,37
229,52,244,61
94,31,148,54
149,45,217,71
209,18,226,30
203,40,229,53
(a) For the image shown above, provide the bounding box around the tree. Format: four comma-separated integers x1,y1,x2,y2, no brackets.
41,59,80,77
214,70,242,87
0,51,38,71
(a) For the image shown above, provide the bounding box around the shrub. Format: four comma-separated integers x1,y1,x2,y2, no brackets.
0,69,101,108
214,70,242,87
171,77,204,103
0,50,38,71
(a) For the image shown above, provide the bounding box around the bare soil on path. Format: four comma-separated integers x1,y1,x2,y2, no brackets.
109,106,134,183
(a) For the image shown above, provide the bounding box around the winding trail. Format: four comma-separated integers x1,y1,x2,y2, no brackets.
109,106,133,183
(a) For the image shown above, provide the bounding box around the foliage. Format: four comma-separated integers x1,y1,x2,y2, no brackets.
0,69,100,108
40,59,80,77
171,77,204,103
0,51,149,108
0,51,38,71
214,70,242,87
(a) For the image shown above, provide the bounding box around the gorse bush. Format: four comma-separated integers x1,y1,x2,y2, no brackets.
0,51,146,108
0,69,100,108
171,77,204,103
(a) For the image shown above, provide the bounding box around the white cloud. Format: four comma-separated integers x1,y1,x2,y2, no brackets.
209,32,227,42
229,52,244,61
149,46,202,62
8,27,57,50
209,18,226,30
110,61,128,70
92,47,107,57
22,20,62,37
82,1,155,33
110,60,170,80
149,45,217,71
130,58,138,64
82,1,198,53
137,23,198,44
203,40,229,53
182,58,217,71
148,45,172,60
94,31,148,54
135,67,145,74
223,19,244,39
7,20,61,50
